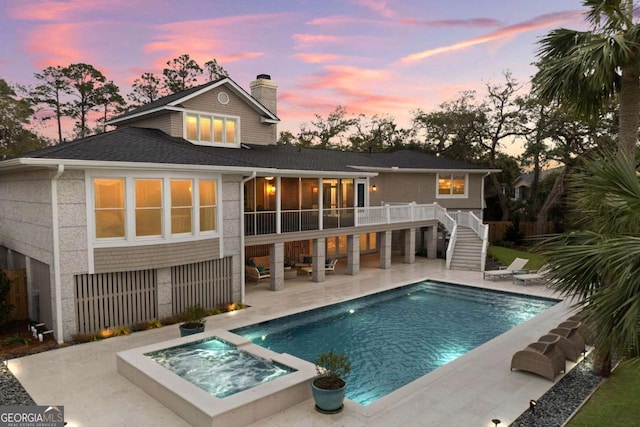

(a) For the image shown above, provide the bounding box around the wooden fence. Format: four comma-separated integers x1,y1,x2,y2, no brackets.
5,268,28,321
75,270,157,333
171,257,233,314
485,221,555,244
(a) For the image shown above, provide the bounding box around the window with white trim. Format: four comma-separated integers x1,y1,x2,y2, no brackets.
185,113,238,146
437,173,468,198
91,174,219,244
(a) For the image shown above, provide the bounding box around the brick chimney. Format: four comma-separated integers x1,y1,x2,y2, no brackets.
250,74,277,116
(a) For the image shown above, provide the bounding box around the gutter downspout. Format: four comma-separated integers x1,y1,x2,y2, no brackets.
51,164,64,343
240,171,256,304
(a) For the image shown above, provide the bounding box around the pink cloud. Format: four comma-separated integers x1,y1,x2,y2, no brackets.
9,0,124,21
292,33,343,46
25,23,90,68
351,0,395,18
307,15,388,26
398,10,583,65
293,53,344,64
399,17,502,28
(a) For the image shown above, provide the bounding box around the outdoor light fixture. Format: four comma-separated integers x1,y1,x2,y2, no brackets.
265,176,274,181
371,184,377,192
530,399,537,413
491,419,501,426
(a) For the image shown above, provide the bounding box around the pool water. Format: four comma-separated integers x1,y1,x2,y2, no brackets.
145,337,295,398
233,281,558,405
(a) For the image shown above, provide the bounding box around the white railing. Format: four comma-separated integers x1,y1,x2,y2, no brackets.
447,210,489,271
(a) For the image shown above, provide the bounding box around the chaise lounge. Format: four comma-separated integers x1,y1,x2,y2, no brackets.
511,335,566,381
483,257,529,280
512,265,551,286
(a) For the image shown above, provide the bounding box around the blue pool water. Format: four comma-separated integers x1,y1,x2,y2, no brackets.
145,338,295,398
233,281,558,405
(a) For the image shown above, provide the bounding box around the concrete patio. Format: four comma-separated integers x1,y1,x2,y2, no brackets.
6,255,578,426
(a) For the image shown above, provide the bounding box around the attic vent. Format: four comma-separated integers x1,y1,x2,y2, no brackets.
218,92,230,105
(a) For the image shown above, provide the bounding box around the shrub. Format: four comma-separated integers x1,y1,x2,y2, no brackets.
314,349,351,389
0,270,14,330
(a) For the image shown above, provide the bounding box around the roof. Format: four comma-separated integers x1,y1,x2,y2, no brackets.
514,166,564,187
107,77,279,125
1,127,498,175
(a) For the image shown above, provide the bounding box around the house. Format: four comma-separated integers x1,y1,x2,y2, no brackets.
512,166,564,200
0,74,498,342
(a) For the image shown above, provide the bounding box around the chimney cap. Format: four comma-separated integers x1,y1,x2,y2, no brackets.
256,74,271,80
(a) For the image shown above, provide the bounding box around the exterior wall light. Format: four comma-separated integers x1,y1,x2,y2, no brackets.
371,185,377,192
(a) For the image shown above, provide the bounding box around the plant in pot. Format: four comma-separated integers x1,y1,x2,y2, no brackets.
179,305,207,337
311,349,351,413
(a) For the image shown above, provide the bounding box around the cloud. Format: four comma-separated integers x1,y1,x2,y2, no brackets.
292,33,343,48
306,15,388,27
293,53,345,64
24,23,91,67
399,17,502,28
350,0,395,18
398,10,583,65
9,0,123,21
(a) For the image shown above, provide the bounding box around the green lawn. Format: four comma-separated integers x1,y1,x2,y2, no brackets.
567,361,640,426
488,246,546,271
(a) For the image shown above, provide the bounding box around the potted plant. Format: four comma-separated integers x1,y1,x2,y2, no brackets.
179,305,207,337
311,349,351,413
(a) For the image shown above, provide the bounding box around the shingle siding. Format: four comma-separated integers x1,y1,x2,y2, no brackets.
181,88,276,145
93,238,221,273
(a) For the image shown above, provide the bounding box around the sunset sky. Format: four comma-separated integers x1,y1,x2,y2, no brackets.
0,0,587,141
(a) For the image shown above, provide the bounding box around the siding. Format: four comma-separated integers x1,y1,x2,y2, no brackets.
120,112,182,136
181,87,276,144
370,172,486,210
93,238,221,273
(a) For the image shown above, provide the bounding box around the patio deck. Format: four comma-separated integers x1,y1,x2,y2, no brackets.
6,255,577,427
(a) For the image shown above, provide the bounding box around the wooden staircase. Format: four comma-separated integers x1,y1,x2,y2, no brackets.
449,226,484,271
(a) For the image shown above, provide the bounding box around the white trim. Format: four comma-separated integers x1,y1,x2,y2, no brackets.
51,165,64,344
183,111,241,148
348,165,499,174
105,105,183,125
435,173,469,199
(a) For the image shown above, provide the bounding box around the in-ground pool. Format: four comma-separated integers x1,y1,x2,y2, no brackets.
233,280,559,405
145,337,295,398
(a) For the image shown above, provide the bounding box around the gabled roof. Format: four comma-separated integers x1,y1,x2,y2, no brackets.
1,127,498,176
513,166,563,187
106,77,280,126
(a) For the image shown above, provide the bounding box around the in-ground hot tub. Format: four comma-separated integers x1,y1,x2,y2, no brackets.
116,329,316,427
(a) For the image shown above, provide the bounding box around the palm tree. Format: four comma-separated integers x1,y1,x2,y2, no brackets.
534,0,640,158
536,153,640,376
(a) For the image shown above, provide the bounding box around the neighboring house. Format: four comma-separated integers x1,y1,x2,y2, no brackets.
512,166,564,201
0,74,498,342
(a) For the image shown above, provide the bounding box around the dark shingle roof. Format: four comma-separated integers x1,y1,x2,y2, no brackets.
109,80,222,123
15,127,493,173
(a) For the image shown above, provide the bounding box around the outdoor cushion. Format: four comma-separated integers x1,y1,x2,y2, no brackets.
257,266,267,274
303,256,312,264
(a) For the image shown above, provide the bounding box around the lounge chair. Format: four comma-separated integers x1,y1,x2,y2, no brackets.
538,333,581,362
549,321,586,356
511,335,566,381
483,257,529,280
567,314,595,346
512,265,551,286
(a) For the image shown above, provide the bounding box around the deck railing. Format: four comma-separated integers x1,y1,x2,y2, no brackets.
245,202,458,236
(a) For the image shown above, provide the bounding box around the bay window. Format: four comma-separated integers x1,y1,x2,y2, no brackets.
91,174,219,244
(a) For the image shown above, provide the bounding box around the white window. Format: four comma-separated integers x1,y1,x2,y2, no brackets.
436,173,468,198
185,113,239,146
90,173,219,245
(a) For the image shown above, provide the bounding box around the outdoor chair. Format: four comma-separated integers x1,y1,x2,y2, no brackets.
325,258,338,273
511,335,566,381
567,314,595,346
512,265,551,286
549,321,586,356
538,333,581,362
483,257,529,280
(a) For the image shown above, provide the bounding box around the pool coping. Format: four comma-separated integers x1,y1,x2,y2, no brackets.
116,329,317,427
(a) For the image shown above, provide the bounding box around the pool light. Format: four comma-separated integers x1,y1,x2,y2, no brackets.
349,309,355,314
